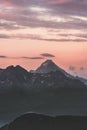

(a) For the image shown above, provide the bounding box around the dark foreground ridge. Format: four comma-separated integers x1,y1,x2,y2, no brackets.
1,113,87,130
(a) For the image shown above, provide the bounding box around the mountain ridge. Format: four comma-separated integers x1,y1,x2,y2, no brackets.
0,60,86,89
35,60,73,78
1,113,87,130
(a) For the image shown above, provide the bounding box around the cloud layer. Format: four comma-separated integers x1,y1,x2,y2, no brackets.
0,52,55,60
21,56,44,60
0,0,87,42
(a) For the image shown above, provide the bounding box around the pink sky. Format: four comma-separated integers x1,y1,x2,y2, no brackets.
0,39,87,78
0,0,87,78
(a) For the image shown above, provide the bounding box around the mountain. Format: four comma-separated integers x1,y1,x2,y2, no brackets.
76,76,87,85
1,113,87,130
0,60,84,89
0,69,3,73
35,60,69,74
35,60,60,73
0,65,32,89
0,60,87,124
31,71,85,89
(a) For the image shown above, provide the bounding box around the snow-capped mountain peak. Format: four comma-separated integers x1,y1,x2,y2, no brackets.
35,60,60,73
35,60,75,80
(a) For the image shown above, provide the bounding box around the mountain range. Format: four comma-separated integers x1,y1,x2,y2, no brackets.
0,60,86,89
0,60,87,127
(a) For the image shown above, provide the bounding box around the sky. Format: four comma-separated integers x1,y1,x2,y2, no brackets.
0,0,87,78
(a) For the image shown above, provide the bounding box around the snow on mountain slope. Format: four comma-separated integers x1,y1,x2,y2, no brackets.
35,60,73,78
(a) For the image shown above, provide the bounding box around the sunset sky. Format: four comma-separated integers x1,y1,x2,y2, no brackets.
0,0,87,78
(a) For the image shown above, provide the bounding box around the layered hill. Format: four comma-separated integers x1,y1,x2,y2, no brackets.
1,113,87,130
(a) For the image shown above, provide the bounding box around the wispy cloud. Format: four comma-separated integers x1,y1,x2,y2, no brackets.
80,67,85,71
69,66,76,71
0,33,87,42
0,0,87,42
0,55,44,60
0,55,8,58
69,65,85,72
21,56,44,60
40,53,55,57
0,34,10,38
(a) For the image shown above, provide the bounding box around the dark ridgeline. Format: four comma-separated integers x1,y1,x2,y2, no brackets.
0,60,85,89
0,60,87,127
0,113,87,130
